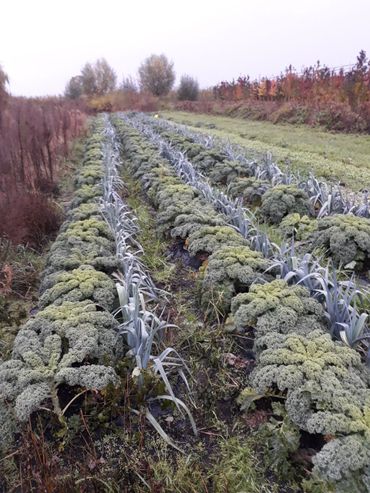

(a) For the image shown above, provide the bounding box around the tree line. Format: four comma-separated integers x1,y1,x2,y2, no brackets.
64,55,199,101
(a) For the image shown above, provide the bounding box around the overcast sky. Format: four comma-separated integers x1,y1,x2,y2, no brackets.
1,0,369,96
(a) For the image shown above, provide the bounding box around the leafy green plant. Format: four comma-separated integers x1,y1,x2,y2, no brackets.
259,184,311,224
312,214,370,270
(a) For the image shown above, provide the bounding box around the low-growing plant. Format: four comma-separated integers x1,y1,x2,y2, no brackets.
259,184,311,224
280,213,318,241
201,245,272,314
312,214,370,271
228,177,270,206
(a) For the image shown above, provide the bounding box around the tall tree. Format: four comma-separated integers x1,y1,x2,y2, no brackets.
94,58,117,96
78,59,116,97
138,54,175,96
80,62,97,96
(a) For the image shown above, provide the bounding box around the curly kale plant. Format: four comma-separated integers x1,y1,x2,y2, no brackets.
76,163,104,186
71,184,102,207
229,279,326,335
312,435,370,491
312,214,370,270
14,300,119,363
259,185,311,224
186,225,249,257
280,213,318,241
0,329,117,421
191,148,228,172
201,245,272,313
45,238,117,275
66,203,102,222
39,265,116,310
248,328,370,487
228,177,270,206
206,160,251,186
170,208,226,239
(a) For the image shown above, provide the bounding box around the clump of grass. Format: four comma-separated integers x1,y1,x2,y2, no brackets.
123,172,175,285
213,436,281,493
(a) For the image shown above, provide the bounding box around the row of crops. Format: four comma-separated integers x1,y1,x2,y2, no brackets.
147,114,370,219
111,113,370,491
0,115,195,465
123,113,370,350
1,112,369,491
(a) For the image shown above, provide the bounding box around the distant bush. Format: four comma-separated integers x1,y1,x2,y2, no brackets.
177,75,199,101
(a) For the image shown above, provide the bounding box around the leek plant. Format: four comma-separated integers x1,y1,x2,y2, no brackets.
100,115,196,450
147,114,369,218
121,113,370,361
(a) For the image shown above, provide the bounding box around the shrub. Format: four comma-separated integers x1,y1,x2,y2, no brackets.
259,185,311,224
177,75,199,101
0,192,62,249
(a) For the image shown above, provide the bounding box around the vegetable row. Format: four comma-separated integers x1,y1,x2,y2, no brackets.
0,115,191,454
112,114,370,491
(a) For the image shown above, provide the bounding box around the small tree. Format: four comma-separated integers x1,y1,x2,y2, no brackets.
94,58,117,96
80,62,97,96
177,75,199,101
138,54,175,96
79,59,116,97
64,75,83,99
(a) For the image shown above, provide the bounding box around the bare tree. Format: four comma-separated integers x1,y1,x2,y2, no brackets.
120,75,138,93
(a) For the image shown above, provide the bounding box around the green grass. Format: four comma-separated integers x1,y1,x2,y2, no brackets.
161,111,370,191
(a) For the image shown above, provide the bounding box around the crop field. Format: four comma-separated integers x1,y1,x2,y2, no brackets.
162,111,370,191
1,112,370,492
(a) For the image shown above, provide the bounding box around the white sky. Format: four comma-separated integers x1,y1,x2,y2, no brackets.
1,0,369,96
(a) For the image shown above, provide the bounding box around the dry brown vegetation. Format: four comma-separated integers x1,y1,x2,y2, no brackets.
0,95,86,247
